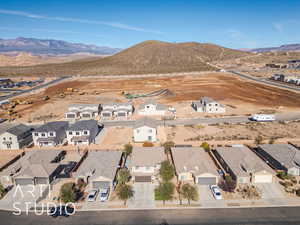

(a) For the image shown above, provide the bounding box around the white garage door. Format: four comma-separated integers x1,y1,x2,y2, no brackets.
253,174,273,183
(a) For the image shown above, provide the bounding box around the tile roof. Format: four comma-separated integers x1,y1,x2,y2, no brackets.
171,147,218,176
129,147,165,167
133,117,158,129
35,121,68,132
67,120,98,131
5,124,32,136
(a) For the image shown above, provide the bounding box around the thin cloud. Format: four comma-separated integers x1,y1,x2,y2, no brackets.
273,20,300,33
0,9,163,34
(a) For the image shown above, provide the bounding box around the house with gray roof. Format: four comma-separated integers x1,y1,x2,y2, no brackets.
133,117,157,142
0,150,65,187
192,97,225,113
66,104,100,120
171,147,219,185
0,124,33,150
100,102,133,119
255,144,300,176
213,146,274,184
138,99,167,116
66,120,100,145
32,121,68,147
73,150,123,190
129,147,166,182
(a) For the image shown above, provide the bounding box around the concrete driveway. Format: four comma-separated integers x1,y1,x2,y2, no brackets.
198,185,226,207
128,183,155,209
255,183,285,199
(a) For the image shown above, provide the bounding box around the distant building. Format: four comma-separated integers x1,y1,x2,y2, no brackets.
65,104,100,120
192,97,225,113
133,117,157,143
0,124,33,150
138,99,167,116
0,78,13,86
32,121,68,147
66,120,100,145
100,102,133,119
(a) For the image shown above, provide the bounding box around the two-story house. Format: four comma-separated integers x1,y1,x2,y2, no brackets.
32,121,68,147
133,117,157,142
0,124,33,150
192,97,226,113
129,147,166,182
65,104,100,120
66,120,100,145
100,102,133,119
137,99,167,116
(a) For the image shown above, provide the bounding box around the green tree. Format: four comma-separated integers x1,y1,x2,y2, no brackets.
254,135,263,145
200,142,210,152
162,141,175,155
155,182,175,205
0,183,6,199
123,143,133,157
181,183,198,205
116,184,134,206
159,160,175,182
117,168,131,185
60,182,76,203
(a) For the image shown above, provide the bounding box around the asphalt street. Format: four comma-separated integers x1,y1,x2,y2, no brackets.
2,207,300,225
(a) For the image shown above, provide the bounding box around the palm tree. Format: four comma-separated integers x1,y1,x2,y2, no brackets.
116,184,134,206
117,168,131,185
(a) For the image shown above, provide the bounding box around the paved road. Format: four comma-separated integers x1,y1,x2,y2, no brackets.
102,113,300,127
0,76,69,101
2,207,300,225
229,70,300,92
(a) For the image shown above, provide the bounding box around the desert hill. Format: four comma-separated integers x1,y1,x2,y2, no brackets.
0,40,251,76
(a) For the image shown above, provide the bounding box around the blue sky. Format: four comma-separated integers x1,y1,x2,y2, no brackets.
0,0,299,49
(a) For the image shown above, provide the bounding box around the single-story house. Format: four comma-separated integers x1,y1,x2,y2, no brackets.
133,117,157,142
192,97,226,113
0,150,65,187
0,124,33,150
213,146,274,184
73,150,123,190
255,144,300,176
129,147,166,182
138,99,167,116
171,147,219,185
101,102,133,119
66,120,100,145
32,121,68,147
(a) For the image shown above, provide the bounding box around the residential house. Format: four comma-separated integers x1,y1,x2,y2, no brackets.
0,150,65,187
133,117,157,142
138,99,167,116
255,144,300,176
213,146,274,184
100,102,133,119
65,104,100,120
0,124,33,150
171,147,219,185
129,147,165,182
66,120,100,145
73,150,123,190
32,121,68,147
0,78,13,86
192,97,226,113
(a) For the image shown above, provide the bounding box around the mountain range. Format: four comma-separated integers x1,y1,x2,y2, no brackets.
0,37,121,55
248,44,300,53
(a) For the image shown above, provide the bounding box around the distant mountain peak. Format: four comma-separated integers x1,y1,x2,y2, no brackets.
0,37,122,55
250,43,300,53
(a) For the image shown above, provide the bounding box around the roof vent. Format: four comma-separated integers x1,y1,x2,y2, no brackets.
195,166,199,171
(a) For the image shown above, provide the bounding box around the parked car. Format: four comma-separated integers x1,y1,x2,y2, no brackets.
99,188,110,202
249,114,275,122
49,206,74,217
87,189,98,202
210,185,222,200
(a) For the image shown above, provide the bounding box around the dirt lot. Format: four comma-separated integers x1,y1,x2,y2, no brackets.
2,72,300,122
0,151,22,169
164,121,300,146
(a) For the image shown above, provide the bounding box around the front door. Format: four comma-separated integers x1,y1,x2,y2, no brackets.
148,136,152,141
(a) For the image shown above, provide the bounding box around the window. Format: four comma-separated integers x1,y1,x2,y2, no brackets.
34,133,38,137
3,137,6,140
49,132,54,137
148,129,152,133
9,137,12,140
76,132,80,136
41,133,46,137
83,131,88,135
69,131,73,135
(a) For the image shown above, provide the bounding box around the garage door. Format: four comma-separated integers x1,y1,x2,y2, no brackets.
197,177,216,185
92,181,110,189
102,113,111,117
135,176,152,182
15,178,34,186
118,112,126,117
35,177,48,185
253,174,273,183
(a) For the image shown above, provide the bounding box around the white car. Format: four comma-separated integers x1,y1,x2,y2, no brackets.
210,185,222,200
99,188,110,202
87,189,98,202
